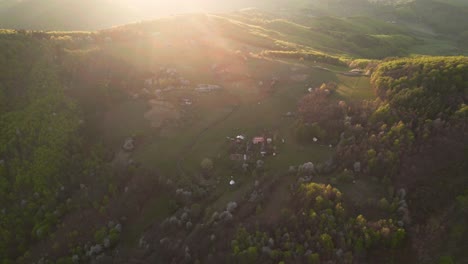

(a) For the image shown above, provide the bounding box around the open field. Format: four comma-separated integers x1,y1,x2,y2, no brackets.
94,20,381,240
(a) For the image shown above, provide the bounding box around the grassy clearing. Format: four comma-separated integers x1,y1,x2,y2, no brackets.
336,75,374,100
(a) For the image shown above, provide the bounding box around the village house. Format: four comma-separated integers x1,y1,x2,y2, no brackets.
236,135,246,141
252,137,265,144
181,98,193,106
195,84,222,92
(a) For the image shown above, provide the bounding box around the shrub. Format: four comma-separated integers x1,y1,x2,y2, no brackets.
337,170,354,183
108,229,120,247
94,227,107,243
308,253,320,264
439,256,455,264
379,198,390,210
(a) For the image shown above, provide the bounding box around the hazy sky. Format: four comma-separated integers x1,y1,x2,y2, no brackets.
124,0,280,16
0,0,301,30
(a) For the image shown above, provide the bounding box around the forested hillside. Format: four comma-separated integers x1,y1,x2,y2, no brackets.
0,31,84,261
369,57,468,262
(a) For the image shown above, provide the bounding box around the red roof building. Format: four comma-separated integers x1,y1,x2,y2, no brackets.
252,137,265,144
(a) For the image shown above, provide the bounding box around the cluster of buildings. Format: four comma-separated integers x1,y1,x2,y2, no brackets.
227,134,278,162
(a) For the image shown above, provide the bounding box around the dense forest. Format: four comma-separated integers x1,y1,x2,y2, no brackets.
0,31,82,260
0,30,128,263
282,55,468,263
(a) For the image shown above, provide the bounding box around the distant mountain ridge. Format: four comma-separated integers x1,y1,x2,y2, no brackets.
0,0,276,30
0,0,466,32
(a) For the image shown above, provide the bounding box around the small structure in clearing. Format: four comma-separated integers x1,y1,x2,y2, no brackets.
122,138,135,152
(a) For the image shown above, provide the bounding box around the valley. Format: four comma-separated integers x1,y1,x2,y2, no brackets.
0,3,467,264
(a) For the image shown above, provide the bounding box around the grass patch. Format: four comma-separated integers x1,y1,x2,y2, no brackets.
336,75,374,100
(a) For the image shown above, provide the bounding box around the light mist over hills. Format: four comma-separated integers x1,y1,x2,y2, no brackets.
0,0,290,30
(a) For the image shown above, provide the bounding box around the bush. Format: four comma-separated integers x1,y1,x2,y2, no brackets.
337,170,354,183
33,223,51,240
379,198,390,210
94,227,107,243
308,253,320,264
439,256,455,264
108,229,120,247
